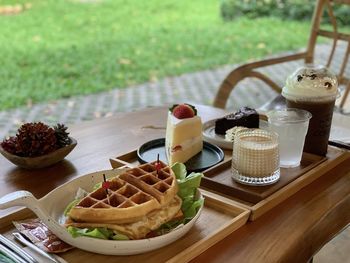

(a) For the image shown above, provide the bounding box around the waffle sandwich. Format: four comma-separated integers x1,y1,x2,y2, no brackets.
65,161,182,239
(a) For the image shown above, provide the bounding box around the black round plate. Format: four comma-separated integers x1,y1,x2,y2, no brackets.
137,138,224,172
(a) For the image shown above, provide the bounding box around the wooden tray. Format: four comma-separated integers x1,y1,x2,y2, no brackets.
212,146,349,221
110,146,349,221
0,190,250,263
201,152,326,204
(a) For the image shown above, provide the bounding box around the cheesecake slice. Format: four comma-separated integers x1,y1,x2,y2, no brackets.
165,104,203,166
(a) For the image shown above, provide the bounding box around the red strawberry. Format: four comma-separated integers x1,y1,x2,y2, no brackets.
170,104,197,119
102,181,110,190
155,161,162,172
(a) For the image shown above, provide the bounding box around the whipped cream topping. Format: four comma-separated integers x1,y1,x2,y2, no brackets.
282,66,338,101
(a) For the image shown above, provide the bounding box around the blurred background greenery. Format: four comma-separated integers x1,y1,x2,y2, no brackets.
0,0,314,110
221,0,350,25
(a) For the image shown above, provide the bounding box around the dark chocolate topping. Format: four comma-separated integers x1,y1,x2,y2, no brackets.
310,74,317,80
325,82,332,89
214,107,259,135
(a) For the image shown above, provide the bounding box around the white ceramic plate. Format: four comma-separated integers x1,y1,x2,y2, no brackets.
203,119,268,150
0,169,203,255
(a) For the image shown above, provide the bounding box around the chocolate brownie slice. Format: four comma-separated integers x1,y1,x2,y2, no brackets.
214,107,259,135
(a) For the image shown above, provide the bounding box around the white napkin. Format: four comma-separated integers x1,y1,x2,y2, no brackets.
23,247,68,263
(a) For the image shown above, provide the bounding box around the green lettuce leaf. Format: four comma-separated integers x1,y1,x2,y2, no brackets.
67,226,129,240
182,198,204,220
63,199,80,216
156,163,203,234
67,226,111,239
93,182,102,191
171,162,187,180
177,172,202,200
172,162,203,214
111,232,129,240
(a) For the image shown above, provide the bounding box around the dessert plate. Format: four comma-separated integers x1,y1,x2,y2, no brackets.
0,169,203,255
137,138,224,172
202,119,268,150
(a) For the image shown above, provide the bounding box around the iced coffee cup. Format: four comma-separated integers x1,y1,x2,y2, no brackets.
282,66,338,156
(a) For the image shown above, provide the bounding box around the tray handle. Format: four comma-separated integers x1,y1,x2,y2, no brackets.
0,191,50,220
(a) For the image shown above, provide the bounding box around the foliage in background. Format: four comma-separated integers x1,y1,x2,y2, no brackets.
221,0,350,25
0,0,310,110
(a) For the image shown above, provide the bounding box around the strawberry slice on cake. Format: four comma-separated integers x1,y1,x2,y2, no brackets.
165,104,203,165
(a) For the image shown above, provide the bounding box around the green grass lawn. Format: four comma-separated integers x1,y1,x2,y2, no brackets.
0,0,310,110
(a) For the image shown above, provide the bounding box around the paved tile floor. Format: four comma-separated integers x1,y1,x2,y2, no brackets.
0,43,349,261
1,43,349,139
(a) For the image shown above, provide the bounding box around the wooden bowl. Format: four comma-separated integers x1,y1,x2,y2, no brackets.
0,137,77,169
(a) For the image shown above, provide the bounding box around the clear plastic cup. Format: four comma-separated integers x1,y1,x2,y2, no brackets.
282,66,338,156
267,108,312,168
231,129,280,186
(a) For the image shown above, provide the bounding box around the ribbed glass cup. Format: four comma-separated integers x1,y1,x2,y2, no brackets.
232,129,280,186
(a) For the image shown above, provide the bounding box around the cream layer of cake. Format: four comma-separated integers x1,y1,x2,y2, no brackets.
165,112,203,165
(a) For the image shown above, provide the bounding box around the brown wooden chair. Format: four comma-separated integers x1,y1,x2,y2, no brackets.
213,0,350,114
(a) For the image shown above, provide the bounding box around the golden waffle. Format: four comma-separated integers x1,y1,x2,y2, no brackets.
68,161,178,224
119,160,178,207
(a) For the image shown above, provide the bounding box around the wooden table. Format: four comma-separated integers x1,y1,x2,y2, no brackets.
0,105,349,263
